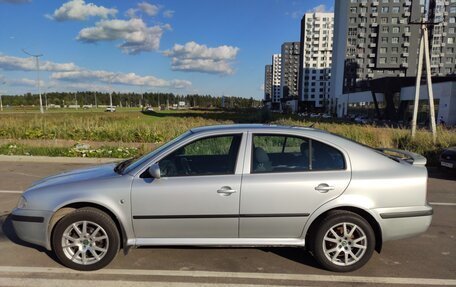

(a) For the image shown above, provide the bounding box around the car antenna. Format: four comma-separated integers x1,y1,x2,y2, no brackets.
308,114,322,128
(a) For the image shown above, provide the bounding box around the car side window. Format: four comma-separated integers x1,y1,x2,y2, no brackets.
251,134,345,173
158,134,242,177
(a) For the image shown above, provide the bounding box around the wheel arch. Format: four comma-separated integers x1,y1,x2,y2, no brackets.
305,206,383,253
48,202,128,251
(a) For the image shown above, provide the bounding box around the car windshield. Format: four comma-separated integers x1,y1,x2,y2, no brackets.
119,131,192,175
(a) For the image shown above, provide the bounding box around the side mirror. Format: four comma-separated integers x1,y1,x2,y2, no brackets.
148,163,161,179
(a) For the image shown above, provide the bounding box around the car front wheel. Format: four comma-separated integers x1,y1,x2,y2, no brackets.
311,211,375,272
52,207,120,271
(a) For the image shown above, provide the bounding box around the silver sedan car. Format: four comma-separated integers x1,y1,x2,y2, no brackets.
11,124,433,272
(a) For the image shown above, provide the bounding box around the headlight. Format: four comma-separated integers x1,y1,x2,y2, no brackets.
16,196,28,209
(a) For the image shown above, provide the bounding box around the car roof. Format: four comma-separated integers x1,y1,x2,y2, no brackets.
190,124,322,134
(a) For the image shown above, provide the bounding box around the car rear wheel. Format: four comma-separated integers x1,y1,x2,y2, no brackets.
311,211,375,272
52,207,120,271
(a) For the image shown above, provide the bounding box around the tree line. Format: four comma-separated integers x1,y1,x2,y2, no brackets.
1,92,261,109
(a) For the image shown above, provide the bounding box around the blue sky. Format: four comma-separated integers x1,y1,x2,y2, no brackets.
0,0,332,98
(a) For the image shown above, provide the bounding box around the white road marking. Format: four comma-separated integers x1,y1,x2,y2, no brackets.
429,202,456,206
0,266,455,286
0,277,301,287
0,190,22,194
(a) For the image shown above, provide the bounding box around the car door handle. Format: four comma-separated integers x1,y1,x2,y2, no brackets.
217,187,237,196
315,184,335,193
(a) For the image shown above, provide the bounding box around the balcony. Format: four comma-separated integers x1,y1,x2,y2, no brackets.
402,52,409,57
404,0,411,6
367,73,374,78
401,63,409,68
372,12,378,17
358,43,365,48
403,42,410,47
404,31,411,37
370,32,378,37
359,22,366,27
444,1,449,5
368,63,375,67
369,53,376,58
369,43,377,47
404,11,410,17
371,23,378,27
358,32,365,37
399,72,406,77
372,0,379,6
360,1,367,6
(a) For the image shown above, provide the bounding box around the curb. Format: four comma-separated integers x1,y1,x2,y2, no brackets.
0,155,120,164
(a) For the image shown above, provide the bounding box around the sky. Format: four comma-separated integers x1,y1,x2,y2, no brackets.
0,0,333,99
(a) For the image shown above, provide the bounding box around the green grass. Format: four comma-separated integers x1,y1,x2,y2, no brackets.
0,108,455,165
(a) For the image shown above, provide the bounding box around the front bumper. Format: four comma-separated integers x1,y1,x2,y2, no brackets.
372,205,433,242
11,208,53,250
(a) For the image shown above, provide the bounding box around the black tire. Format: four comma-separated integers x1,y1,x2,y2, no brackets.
310,210,375,272
52,207,120,271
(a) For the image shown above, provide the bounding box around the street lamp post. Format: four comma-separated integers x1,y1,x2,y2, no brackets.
44,85,53,110
22,49,44,113
0,81,6,112
108,74,116,112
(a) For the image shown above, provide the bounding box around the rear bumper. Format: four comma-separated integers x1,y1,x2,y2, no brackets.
372,205,433,242
11,208,53,250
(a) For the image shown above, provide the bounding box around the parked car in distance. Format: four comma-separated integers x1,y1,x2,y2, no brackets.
12,124,432,272
105,106,116,112
439,146,456,171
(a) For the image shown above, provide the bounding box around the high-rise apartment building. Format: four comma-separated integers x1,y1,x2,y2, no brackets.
272,54,282,109
428,0,456,76
264,64,273,103
299,12,334,110
281,42,300,111
331,0,456,116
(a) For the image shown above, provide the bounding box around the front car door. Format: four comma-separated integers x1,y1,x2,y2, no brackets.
131,132,246,239
239,132,351,238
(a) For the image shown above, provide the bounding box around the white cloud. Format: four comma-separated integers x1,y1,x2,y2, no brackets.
163,41,239,75
9,78,45,87
0,55,80,72
308,4,331,13
163,10,174,18
77,18,168,54
137,2,159,16
51,69,191,89
47,0,117,21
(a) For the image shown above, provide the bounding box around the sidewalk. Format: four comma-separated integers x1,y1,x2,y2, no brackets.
0,155,120,164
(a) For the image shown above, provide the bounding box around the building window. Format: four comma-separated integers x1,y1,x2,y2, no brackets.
380,57,386,64
381,7,389,13
381,17,388,23
380,47,387,53
392,37,399,43
391,17,399,24
382,26,389,32
392,47,399,53
392,7,400,13
391,57,398,64
392,27,400,33
449,38,455,44
381,37,388,43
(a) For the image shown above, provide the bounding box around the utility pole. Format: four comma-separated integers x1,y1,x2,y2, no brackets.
410,1,437,143
44,85,53,110
108,74,116,112
22,49,44,113
0,81,6,112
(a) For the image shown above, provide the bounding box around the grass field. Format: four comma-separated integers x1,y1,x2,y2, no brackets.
0,107,455,165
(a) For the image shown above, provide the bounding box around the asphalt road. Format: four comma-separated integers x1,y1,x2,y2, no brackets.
0,162,455,286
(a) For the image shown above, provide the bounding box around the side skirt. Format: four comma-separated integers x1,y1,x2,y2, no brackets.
132,238,305,247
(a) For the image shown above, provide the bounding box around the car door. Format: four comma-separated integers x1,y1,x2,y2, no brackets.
131,132,245,238
239,132,351,238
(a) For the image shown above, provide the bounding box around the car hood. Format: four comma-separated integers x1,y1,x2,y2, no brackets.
27,163,119,191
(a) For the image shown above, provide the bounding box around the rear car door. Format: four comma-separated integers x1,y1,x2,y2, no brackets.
239,132,351,238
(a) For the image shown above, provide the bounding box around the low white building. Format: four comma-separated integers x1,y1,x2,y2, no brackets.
335,81,456,125
401,81,456,126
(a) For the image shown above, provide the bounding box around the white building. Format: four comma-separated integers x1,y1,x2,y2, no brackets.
335,81,456,126
299,12,334,109
271,54,282,110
